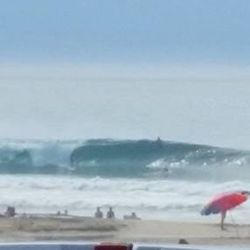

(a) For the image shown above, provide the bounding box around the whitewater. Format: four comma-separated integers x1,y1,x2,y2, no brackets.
0,138,249,224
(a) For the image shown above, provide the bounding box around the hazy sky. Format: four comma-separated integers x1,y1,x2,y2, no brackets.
1,1,250,149
0,0,250,64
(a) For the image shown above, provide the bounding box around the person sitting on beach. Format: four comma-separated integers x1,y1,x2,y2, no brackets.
131,212,140,219
106,207,115,219
95,207,103,218
123,212,140,220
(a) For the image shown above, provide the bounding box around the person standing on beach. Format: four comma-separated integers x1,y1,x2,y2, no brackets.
95,207,103,218
106,207,115,219
220,210,226,230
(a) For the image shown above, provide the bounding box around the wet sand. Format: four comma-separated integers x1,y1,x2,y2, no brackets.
0,215,249,246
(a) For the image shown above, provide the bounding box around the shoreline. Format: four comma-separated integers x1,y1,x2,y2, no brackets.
0,215,249,246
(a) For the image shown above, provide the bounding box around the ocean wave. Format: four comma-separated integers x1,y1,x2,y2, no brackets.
0,139,249,180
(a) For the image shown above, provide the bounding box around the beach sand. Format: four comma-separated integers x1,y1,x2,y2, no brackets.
0,215,249,246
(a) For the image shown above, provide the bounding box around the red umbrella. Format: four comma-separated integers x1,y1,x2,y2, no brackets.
201,191,248,215
201,191,249,229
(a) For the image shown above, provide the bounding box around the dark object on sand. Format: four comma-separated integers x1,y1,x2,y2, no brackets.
178,238,189,244
5,206,16,217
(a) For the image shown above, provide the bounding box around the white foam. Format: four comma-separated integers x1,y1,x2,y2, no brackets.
0,174,250,223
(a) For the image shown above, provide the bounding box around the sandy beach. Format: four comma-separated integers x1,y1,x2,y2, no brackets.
0,215,249,246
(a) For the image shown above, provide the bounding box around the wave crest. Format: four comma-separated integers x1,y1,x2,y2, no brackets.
0,139,249,180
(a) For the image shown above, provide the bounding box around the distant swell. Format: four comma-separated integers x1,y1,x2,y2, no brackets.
0,139,249,180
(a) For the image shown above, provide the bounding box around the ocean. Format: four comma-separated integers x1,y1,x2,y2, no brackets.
0,138,250,223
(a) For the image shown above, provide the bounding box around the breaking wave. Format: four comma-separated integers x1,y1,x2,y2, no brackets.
0,138,249,180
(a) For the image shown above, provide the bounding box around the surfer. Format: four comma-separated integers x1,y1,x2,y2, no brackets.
156,137,163,148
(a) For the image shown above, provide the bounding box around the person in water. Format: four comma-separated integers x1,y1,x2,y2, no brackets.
106,207,115,219
95,207,103,218
156,137,163,148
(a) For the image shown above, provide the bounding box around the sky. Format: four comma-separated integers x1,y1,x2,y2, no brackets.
0,0,250,149
0,0,250,63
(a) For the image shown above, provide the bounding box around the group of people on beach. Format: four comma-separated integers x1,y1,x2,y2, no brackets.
95,206,115,219
94,206,140,220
